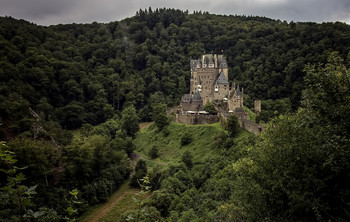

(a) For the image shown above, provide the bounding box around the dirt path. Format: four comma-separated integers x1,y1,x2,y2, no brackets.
82,154,166,222
82,123,165,222
81,182,139,222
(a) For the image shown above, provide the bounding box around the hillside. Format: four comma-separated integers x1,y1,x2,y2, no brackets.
0,8,350,222
1,10,350,137
134,122,227,164
92,121,255,221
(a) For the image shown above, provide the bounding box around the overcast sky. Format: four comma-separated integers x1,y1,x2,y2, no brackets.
1,0,350,26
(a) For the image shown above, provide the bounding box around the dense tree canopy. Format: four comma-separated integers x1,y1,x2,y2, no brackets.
1,10,350,136
1,8,350,221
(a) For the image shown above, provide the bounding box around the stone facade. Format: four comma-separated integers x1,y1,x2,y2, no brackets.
178,52,265,133
254,100,261,114
239,119,265,135
227,84,243,111
176,113,219,125
186,53,243,112
180,91,203,113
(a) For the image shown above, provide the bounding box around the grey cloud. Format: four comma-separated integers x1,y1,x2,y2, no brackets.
1,0,349,25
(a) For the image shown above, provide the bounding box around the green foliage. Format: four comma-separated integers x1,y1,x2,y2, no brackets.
152,103,169,131
180,133,192,146
121,105,140,138
1,10,350,222
64,189,81,221
181,151,193,169
2,12,350,137
130,160,148,187
134,122,225,165
149,145,159,159
227,114,240,137
203,102,217,115
0,141,38,221
243,106,256,122
229,54,350,221
256,98,292,123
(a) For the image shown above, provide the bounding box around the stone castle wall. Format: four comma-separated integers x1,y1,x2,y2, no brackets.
181,100,203,112
219,112,265,135
176,114,219,125
238,119,265,135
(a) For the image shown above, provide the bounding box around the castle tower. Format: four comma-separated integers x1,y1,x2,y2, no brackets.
188,52,237,106
254,100,261,114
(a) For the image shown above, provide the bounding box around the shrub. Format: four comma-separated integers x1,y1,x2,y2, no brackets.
180,133,192,146
149,146,159,159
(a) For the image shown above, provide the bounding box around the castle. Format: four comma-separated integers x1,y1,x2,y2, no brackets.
177,53,265,134
181,53,244,113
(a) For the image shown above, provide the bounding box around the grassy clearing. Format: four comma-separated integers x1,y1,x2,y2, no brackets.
134,122,226,166
79,181,140,222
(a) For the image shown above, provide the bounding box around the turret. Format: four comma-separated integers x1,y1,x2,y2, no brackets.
196,58,201,69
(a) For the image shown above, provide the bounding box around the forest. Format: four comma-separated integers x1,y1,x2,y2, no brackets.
1,8,350,221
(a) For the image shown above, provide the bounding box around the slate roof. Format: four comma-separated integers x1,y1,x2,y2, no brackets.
219,57,228,68
193,91,202,101
181,91,203,102
215,71,229,84
190,59,198,70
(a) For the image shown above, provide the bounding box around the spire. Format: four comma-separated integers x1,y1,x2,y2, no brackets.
196,58,201,68
236,84,242,97
219,57,228,68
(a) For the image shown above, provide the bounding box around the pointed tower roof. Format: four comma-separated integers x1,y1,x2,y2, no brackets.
190,59,198,70
236,84,242,97
216,71,229,84
196,58,201,67
193,90,203,101
219,57,228,68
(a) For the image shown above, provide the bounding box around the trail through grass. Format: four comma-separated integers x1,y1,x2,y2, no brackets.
80,181,140,222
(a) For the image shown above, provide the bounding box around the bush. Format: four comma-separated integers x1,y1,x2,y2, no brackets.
203,102,217,115
181,151,193,169
180,133,192,146
131,159,147,187
227,114,239,137
149,146,159,159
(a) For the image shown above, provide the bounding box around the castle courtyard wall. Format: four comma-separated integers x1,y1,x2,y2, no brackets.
238,119,265,135
176,114,219,125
